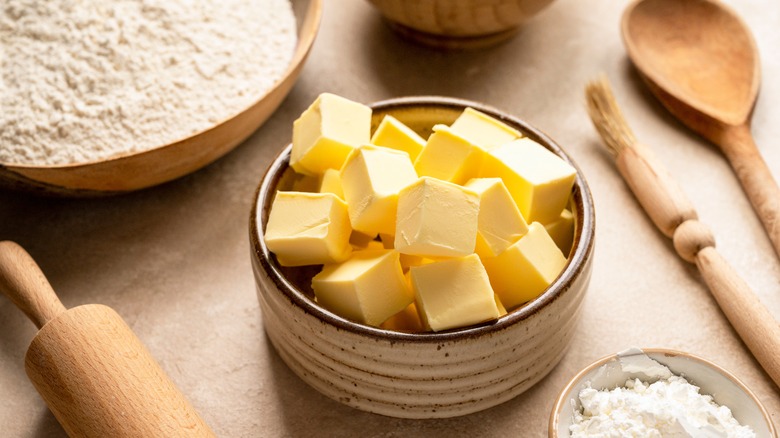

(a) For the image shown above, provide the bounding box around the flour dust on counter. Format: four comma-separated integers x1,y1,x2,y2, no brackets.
0,0,296,165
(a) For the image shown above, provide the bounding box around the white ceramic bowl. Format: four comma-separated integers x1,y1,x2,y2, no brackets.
250,96,595,419
549,348,776,437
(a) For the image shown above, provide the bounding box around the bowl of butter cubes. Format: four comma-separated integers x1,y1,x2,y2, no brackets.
250,94,595,418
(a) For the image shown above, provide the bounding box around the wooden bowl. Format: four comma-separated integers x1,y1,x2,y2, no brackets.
249,96,596,418
366,0,556,49
0,0,322,197
549,348,776,437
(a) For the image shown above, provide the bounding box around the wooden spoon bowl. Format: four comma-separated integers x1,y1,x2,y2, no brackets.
0,0,322,197
622,0,780,258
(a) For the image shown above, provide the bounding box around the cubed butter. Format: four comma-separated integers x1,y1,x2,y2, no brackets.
341,145,418,235
380,302,424,333
264,192,352,266
319,168,345,199
482,138,576,224
292,93,371,175
414,124,484,185
378,233,395,249
482,222,567,309
494,294,508,317
545,209,574,256
465,178,529,258
363,240,386,250
450,107,522,150
312,249,413,327
395,177,479,258
349,230,378,249
410,254,500,332
370,115,426,161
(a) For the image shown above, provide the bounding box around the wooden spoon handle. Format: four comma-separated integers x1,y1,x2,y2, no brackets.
721,125,780,259
0,241,66,329
616,143,780,388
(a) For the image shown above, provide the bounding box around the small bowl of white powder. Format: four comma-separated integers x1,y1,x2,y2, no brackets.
549,348,775,437
0,0,321,195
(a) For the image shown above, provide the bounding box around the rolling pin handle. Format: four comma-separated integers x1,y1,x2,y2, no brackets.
0,241,66,329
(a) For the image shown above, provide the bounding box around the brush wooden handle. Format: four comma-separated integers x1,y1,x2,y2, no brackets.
0,241,215,437
0,241,66,329
616,144,780,388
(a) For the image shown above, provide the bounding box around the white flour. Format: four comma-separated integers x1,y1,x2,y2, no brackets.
0,0,296,165
570,375,756,438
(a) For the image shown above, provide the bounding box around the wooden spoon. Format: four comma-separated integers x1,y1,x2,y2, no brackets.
622,0,780,258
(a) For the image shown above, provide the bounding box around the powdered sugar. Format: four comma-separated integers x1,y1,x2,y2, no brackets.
570,376,756,438
0,0,296,165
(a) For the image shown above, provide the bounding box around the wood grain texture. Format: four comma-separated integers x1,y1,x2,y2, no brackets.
0,0,322,196
622,0,780,259
0,241,66,329
0,241,214,437
25,305,215,438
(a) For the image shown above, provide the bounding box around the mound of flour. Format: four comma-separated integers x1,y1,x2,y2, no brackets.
0,0,296,165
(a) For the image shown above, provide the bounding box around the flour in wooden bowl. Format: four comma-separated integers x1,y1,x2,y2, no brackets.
0,0,297,165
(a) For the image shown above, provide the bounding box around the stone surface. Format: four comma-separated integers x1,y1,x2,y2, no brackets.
1,0,778,436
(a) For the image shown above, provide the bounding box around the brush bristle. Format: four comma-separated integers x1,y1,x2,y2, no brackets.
585,77,637,156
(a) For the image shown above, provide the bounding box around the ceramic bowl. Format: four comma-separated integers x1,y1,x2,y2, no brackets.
249,96,595,419
366,0,556,49
0,0,321,196
549,348,776,437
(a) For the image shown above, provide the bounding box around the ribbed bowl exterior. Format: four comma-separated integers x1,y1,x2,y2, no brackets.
366,0,556,37
249,97,595,419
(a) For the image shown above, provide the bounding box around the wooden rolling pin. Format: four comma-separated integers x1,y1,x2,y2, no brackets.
585,78,780,389
0,241,215,437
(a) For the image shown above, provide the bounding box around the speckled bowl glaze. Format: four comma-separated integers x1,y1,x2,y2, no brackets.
250,96,595,419
549,348,776,437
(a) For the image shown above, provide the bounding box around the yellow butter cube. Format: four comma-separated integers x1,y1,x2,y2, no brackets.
312,250,413,327
482,222,567,309
494,294,508,317
465,178,529,258
380,302,424,333
319,168,345,199
363,240,386,250
545,209,574,256
264,192,352,266
292,93,371,175
378,233,395,249
450,107,522,150
482,138,576,224
349,230,378,250
410,254,500,332
370,115,426,161
414,124,485,185
341,145,418,236
395,177,479,258
380,233,432,269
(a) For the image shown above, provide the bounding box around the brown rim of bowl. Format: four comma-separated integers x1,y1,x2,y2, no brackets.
548,348,777,437
249,95,595,343
0,0,322,170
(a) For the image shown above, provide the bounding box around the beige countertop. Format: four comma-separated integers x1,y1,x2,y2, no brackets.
1,0,779,436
